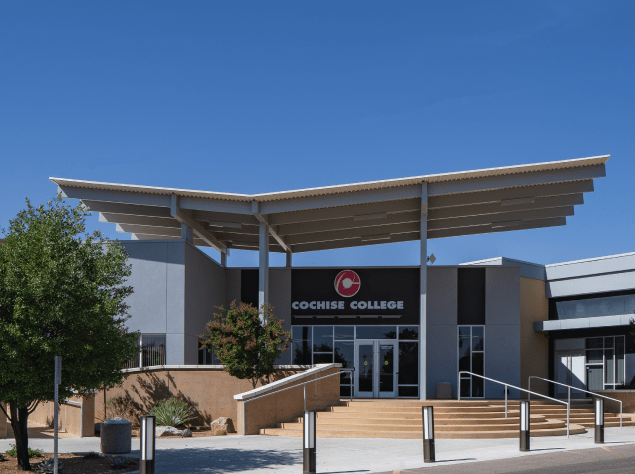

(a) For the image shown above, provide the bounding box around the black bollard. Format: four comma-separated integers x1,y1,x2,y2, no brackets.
303,411,316,474
595,398,604,444
140,415,156,474
422,406,435,463
520,400,530,452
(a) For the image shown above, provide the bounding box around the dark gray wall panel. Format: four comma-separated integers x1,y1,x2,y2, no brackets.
486,267,521,325
427,267,457,325
426,324,457,399
271,268,292,365
225,268,242,308
484,324,521,398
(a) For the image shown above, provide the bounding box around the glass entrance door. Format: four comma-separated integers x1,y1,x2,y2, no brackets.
354,340,397,398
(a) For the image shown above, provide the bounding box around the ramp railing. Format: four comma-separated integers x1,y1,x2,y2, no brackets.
528,375,622,429
458,371,571,437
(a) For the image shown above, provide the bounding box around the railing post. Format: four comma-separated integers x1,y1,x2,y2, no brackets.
595,398,604,444
520,400,530,452
567,387,570,438
620,401,622,429
422,406,435,463
505,384,507,419
457,372,460,402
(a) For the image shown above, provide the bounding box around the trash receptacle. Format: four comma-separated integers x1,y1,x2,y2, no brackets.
100,418,132,454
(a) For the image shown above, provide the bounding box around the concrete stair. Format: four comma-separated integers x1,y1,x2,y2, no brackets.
259,399,635,439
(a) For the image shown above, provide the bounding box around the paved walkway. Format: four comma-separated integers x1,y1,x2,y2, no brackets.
2,427,635,473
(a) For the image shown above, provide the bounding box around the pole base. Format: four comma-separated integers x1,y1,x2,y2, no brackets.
595,425,604,444
303,447,316,474
520,430,530,452
424,439,435,463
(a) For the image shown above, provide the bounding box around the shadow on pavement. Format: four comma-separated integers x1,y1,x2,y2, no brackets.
139,446,301,473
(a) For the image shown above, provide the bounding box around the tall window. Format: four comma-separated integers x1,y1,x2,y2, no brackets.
124,334,166,369
458,326,484,398
586,336,625,390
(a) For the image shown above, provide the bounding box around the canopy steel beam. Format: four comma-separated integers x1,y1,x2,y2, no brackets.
99,213,181,228
427,164,604,197
428,206,574,231
251,201,291,253
428,180,593,209
428,217,567,240
428,194,583,220
267,198,420,226
277,210,421,237
171,195,227,253
82,201,173,218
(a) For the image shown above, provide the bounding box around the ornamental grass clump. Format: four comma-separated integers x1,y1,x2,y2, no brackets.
150,398,194,427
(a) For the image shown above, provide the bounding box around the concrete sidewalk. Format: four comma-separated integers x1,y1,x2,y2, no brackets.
2,427,635,473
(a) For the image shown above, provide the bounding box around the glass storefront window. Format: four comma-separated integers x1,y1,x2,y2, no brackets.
292,326,312,365
313,326,334,352
458,325,485,398
399,326,418,340
291,325,419,398
334,326,354,340
356,326,397,340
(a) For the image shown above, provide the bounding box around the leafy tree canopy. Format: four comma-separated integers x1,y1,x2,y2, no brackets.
201,302,290,389
0,196,138,469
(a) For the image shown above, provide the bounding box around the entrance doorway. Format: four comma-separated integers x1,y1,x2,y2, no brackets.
355,340,397,398
555,350,586,398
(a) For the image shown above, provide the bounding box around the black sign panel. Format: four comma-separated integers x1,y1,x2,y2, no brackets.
291,268,420,325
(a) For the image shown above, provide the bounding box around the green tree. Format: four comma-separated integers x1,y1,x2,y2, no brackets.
0,196,138,470
201,302,290,389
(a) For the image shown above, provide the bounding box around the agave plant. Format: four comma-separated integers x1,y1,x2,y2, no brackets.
110,456,130,469
35,459,63,473
150,398,194,427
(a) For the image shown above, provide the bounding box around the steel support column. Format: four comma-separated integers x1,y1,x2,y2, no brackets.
286,251,292,268
181,223,193,243
420,182,428,401
258,220,270,312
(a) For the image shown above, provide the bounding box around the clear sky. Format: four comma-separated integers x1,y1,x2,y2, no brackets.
1,1,633,268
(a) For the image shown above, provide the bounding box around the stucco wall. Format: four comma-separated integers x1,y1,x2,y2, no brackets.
96,367,303,427
236,364,341,435
484,267,521,398
121,240,186,365
184,244,226,365
426,266,458,399
29,395,95,437
520,276,549,391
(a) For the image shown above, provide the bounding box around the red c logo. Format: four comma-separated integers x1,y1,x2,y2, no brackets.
334,270,361,297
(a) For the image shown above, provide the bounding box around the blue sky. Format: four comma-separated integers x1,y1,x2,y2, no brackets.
1,1,633,268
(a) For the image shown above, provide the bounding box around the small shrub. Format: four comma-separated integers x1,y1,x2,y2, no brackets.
110,456,130,469
35,459,63,473
150,398,194,427
84,451,101,459
5,444,43,458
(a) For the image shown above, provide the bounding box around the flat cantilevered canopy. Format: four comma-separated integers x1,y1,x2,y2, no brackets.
50,155,608,254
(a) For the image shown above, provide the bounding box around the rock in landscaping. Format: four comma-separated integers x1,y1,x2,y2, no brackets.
155,425,192,437
210,416,236,434
100,418,132,454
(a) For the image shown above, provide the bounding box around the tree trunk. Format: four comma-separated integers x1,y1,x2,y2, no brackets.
9,403,31,471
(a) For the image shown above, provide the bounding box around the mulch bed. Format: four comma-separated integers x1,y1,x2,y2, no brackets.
0,453,138,473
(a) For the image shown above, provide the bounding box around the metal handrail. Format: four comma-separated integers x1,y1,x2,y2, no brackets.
528,376,622,429
458,371,570,437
